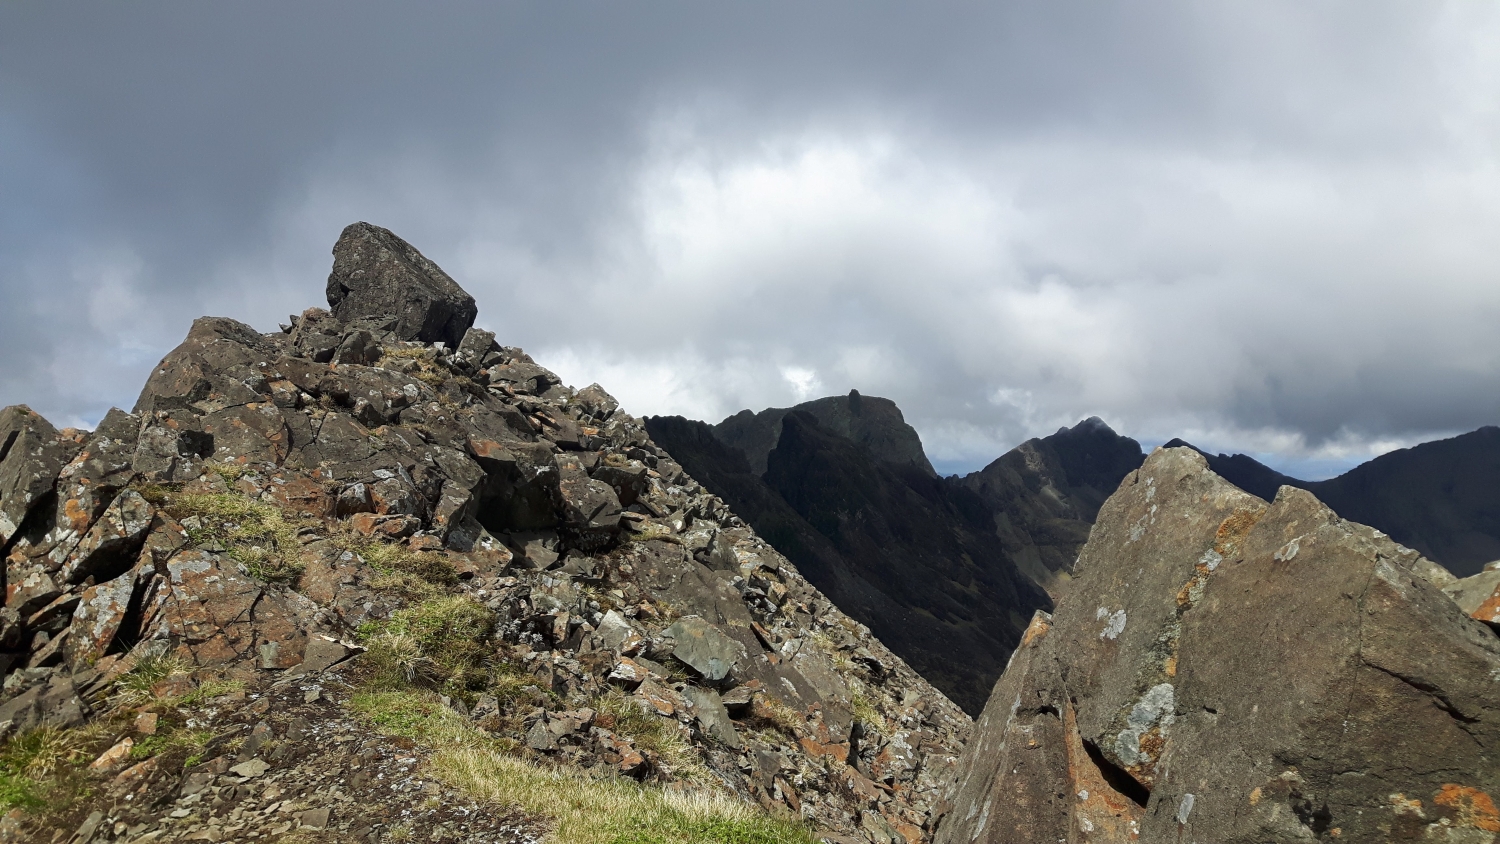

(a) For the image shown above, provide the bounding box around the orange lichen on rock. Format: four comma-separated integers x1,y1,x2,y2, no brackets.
1434,784,1500,831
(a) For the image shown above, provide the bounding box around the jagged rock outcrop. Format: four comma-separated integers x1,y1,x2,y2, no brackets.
649,408,1051,715
0,224,970,843
1171,426,1500,577
935,447,1500,843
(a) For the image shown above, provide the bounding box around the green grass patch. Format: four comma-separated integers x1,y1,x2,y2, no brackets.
359,596,495,698
159,486,311,584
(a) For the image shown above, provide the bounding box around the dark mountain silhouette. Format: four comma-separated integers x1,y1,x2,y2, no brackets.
1172,427,1500,577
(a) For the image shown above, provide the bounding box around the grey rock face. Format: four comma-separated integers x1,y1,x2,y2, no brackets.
663,616,745,682
0,405,79,545
936,447,1500,844
325,222,477,349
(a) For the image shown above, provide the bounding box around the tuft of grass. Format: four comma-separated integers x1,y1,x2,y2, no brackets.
162,490,310,584
0,719,123,816
848,686,887,735
351,689,815,844
168,679,246,708
750,696,803,738
333,532,458,590
359,596,495,698
110,651,191,710
591,690,706,784
626,524,679,545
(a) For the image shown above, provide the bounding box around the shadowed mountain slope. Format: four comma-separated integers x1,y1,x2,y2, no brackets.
714,391,936,478
650,403,1055,715
957,417,1145,595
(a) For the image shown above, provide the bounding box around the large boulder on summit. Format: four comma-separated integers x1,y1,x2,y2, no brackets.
325,221,478,349
935,447,1500,844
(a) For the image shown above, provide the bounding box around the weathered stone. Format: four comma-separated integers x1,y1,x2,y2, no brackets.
146,550,308,669
454,327,496,374
1443,567,1500,628
0,406,75,545
299,637,354,673
333,329,381,366
0,673,87,734
594,610,644,655
325,222,477,349
682,685,742,749
66,569,140,670
57,489,153,584
556,454,622,535
572,384,619,422
936,447,1500,844
663,617,745,682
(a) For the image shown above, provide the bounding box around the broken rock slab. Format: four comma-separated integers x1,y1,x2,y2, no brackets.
662,616,745,682
936,446,1500,844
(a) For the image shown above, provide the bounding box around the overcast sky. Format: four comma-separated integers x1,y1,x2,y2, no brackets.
4,2,1499,478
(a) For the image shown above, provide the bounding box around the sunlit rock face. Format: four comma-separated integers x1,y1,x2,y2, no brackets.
936,446,1500,844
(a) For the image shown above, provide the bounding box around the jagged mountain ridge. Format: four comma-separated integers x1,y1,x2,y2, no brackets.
651,399,1147,715
0,222,969,844
1169,427,1500,577
714,392,937,478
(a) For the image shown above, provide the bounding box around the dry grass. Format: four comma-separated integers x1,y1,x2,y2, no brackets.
350,689,814,844
591,690,708,784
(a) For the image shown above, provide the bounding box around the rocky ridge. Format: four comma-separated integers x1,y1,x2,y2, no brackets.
0,222,968,843
934,446,1500,843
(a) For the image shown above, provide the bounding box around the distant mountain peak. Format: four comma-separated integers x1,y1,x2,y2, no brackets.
711,391,936,478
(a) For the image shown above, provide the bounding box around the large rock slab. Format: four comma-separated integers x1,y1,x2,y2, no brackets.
936,446,1500,844
0,406,78,544
325,222,477,349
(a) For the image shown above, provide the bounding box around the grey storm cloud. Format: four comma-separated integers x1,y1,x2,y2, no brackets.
3,1,1499,478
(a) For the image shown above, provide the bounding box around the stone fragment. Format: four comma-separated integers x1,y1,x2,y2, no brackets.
325,222,478,349
297,808,332,830
88,737,134,771
607,657,649,689
663,617,746,682
683,685,742,749
66,568,139,670
454,327,496,373
229,758,269,778
299,637,354,673
594,610,644,655
556,454,622,535
1443,568,1500,629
